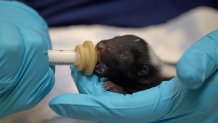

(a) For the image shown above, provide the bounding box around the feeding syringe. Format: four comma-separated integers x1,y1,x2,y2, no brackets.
48,41,97,75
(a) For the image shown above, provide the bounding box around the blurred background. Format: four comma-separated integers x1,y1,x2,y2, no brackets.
1,0,218,123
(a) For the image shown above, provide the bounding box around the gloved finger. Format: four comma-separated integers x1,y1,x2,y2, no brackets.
51,69,218,122
50,78,186,123
70,65,106,95
177,29,218,89
0,22,55,119
0,1,55,118
0,1,52,50
0,23,24,93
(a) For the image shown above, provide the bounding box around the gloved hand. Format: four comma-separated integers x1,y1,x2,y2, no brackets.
0,1,54,118
50,30,218,123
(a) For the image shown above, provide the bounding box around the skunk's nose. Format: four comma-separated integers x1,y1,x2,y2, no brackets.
96,42,106,53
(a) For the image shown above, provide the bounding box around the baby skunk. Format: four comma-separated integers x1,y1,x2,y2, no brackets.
94,35,175,94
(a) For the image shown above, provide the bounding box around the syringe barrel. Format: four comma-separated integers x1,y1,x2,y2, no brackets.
47,41,97,75
48,50,80,65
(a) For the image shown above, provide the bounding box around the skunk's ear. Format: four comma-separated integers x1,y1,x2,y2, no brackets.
137,64,149,77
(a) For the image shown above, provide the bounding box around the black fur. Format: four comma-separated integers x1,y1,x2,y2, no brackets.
95,35,171,94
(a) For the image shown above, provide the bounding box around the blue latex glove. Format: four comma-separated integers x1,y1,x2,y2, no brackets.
0,1,54,118
50,30,218,123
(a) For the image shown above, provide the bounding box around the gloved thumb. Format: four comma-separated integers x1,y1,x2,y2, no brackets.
176,29,218,89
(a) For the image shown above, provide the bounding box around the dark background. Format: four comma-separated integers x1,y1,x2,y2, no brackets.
23,0,218,27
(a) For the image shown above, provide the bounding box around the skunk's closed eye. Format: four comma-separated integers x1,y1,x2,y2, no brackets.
120,54,128,61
